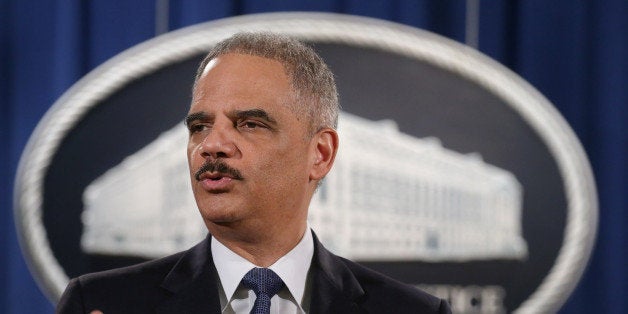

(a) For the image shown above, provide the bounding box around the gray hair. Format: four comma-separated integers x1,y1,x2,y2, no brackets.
194,32,339,134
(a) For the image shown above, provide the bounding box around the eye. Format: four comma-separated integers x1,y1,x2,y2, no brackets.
187,123,208,134
238,120,266,130
244,121,259,128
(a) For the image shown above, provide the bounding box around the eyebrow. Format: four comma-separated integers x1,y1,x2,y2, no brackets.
233,109,276,124
184,112,210,126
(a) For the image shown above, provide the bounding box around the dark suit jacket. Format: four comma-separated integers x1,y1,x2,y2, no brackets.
57,234,451,313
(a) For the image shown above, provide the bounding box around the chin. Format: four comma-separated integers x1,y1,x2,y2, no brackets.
196,200,243,224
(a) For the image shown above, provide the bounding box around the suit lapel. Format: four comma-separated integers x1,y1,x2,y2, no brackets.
153,233,366,313
156,236,222,314
309,233,365,313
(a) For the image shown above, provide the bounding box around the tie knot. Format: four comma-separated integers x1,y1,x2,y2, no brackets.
242,268,285,298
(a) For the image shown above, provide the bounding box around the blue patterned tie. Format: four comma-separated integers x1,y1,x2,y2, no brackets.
241,268,285,314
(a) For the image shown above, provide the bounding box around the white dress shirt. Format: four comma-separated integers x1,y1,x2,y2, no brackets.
212,228,314,314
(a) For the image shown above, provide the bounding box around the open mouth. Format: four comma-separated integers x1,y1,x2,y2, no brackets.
205,172,228,181
198,173,235,191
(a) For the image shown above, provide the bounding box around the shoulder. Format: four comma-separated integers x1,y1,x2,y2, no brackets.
57,252,185,314
78,251,185,289
311,232,450,313
338,257,451,313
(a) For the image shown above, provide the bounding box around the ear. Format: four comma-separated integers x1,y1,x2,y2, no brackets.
309,128,339,181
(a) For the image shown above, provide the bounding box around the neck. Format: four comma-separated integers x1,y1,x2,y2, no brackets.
207,219,308,267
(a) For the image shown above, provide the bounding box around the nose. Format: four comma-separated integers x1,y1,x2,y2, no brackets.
198,124,237,159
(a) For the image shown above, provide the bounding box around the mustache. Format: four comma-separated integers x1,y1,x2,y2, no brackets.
194,160,243,181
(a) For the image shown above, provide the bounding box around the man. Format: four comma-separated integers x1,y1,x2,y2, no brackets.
57,32,451,314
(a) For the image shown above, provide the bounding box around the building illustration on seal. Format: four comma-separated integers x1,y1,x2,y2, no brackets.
81,112,528,261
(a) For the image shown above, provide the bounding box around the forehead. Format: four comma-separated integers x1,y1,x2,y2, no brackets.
193,53,292,101
197,53,290,93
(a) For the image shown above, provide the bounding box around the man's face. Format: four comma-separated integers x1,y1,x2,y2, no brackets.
186,53,316,230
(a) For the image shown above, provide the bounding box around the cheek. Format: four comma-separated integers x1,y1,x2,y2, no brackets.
272,144,311,179
248,146,299,180
187,143,201,162
187,147,203,175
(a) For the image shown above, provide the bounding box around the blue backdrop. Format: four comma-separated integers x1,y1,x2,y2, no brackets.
1,1,626,313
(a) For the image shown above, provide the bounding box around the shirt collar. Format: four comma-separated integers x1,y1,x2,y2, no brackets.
211,227,314,309
268,227,313,306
